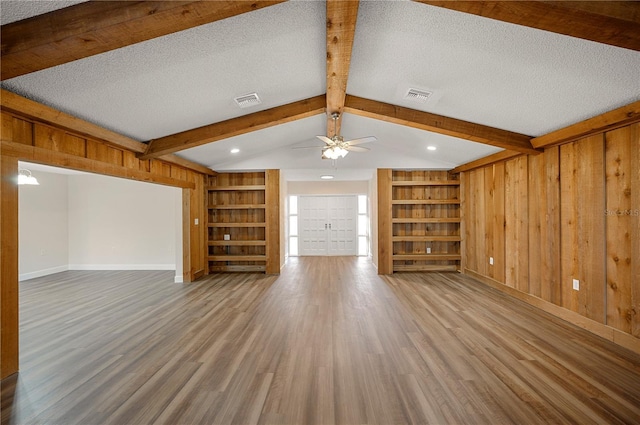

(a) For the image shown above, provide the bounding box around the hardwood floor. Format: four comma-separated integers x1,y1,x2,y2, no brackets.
2,257,640,424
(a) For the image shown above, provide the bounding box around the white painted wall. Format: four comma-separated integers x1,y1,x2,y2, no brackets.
18,171,69,280
19,168,182,281
68,174,179,271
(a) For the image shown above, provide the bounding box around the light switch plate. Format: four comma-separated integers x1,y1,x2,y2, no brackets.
573,279,579,291
224,234,231,241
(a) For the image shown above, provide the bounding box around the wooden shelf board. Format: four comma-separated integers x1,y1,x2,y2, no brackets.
208,222,266,228
392,199,460,205
206,185,265,191
392,236,461,242
208,204,266,210
209,265,266,272
392,180,460,186
393,265,459,272
208,255,266,261
208,240,266,246
392,218,460,223
392,254,461,261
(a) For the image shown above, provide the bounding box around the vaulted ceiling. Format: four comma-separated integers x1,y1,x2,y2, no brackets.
2,1,639,181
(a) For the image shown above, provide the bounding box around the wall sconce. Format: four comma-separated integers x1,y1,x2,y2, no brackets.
18,169,39,185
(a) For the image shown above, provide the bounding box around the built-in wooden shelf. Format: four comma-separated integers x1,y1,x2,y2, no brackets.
208,240,266,246
208,204,266,210
209,265,266,272
208,255,266,262
393,265,459,272
206,171,279,275
392,180,460,186
379,170,461,274
393,236,461,242
208,222,266,228
206,185,265,191
392,217,460,223
392,254,461,261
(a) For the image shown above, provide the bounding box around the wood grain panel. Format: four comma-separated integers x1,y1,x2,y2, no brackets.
561,135,606,323
377,169,393,274
491,162,505,283
504,156,528,292
560,141,581,313
265,169,280,274
1,141,194,189
452,150,523,174
1,154,19,379
11,116,33,146
34,124,64,151
632,124,640,338
484,167,495,279
528,154,544,297
542,147,562,305
473,168,487,277
605,124,638,333
1,89,214,174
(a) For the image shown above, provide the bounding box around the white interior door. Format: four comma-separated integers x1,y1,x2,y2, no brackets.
299,196,357,256
299,196,328,255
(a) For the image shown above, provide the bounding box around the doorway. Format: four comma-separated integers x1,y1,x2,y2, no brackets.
298,195,357,256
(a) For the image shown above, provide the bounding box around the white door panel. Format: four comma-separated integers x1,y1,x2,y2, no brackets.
299,196,357,256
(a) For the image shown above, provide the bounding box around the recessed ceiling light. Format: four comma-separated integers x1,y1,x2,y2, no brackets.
230,148,240,154
427,146,437,151
320,175,334,180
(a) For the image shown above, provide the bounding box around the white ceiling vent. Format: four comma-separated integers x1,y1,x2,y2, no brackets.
404,88,433,103
234,93,261,108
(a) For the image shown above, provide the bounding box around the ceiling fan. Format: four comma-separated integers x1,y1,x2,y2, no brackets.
295,113,377,159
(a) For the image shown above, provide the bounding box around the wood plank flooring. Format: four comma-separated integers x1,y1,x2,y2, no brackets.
2,257,640,424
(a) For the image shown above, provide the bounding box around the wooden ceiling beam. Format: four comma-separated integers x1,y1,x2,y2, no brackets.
326,0,360,136
139,95,327,159
531,100,640,149
344,95,540,155
415,1,640,51
0,89,216,175
451,150,523,173
1,0,286,80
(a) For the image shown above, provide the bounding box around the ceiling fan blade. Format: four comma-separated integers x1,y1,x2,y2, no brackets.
292,146,323,150
345,136,377,146
316,135,334,145
346,146,370,152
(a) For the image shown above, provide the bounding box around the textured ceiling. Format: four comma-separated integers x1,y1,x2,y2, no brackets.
2,1,639,181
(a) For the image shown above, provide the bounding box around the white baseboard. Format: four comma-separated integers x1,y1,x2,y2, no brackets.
19,265,69,282
68,264,176,271
174,275,184,283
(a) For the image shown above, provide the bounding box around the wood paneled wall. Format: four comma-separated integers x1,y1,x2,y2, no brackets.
461,122,639,351
0,111,207,378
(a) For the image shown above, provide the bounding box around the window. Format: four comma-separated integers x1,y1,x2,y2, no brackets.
357,195,368,256
288,195,298,256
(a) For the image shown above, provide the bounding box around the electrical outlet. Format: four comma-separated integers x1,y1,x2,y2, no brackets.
194,218,199,225
489,257,494,265
224,234,231,241
426,247,431,254
573,279,580,291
